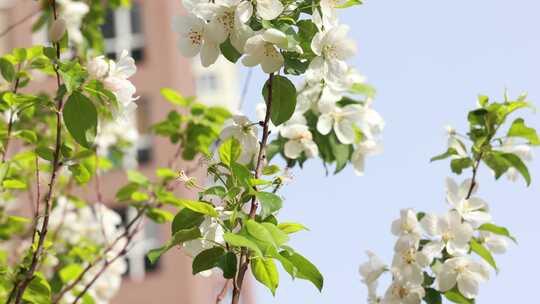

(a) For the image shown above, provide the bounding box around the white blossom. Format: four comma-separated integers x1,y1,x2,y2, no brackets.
436,257,490,299
57,0,89,45
446,178,491,226
173,14,220,67
478,231,508,254
307,24,357,87
359,251,387,285
254,0,284,20
420,211,474,256
88,51,138,118
391,209,422,239
242,29,288,73
392,236,424,285
351,139,382,176
183,217,225,276
220,115,259,164
317,104,363,144
280,124,319,159
383,270,425,304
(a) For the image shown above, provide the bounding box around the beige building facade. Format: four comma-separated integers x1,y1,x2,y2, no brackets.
0,0,253,303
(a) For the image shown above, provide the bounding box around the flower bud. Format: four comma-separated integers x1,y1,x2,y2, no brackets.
49,18,67,43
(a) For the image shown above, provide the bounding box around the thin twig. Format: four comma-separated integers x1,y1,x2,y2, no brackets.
231,73,274,304
9,1,65,303
216,280,231,303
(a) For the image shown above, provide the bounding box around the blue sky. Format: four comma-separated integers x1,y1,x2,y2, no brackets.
238,0,540,303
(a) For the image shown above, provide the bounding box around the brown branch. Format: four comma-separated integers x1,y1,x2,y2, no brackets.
231,73,274,304
9,2,65,303
465,153,483,200
216,280,231,303
1,72,21,163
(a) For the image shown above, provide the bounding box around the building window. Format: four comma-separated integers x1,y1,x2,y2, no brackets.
135,97,153,165
102,2,145,62
196,73,219,93
115,207,162,280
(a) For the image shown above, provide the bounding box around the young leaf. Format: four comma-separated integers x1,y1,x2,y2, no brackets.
470,239,497,271
220,38,242,63
507,118,540,145
500,152,531,186
280,250,323,291
160,88,189,106
256,192,283,219
444,288,474,304
262,75,297,126
63,92,98,149
175,199,218,217
478,223,517,243
430,148,458,162
261,222,290,247
217,252,238,279
224,232,262,257
245,220,275,246
450,157,473,174
219,137,241,167
251,257,279,295
277,222,309,234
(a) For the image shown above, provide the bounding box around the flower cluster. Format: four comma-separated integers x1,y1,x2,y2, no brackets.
359,178,513,304
175,0,383,174
87,50,138,118
46,197,127,304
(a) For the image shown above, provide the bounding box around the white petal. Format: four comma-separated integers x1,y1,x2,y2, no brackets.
437,269,457,292
284,140,303,159
200,42,220,67
457,274,479,299
262,28,287,47
178,37,201,57
236,1,254,23
256,0,284,20
334,120,355,144
260,47,284,73
316,114,333,135
206,18,229,44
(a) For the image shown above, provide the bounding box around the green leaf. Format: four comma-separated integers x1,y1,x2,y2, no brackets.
35,146,54,161
160,88,189,106
251,257,279,295
349,83,376,97
217,252,238,279
279,250,323,291
277,222,309,234
220,38,242,63
470,239,497,271
63,92,98,149
156,168,178,180
261,222,290,247
219,137,241,167
256,192,283,219
444,288,474,304
245,220,275,245
224,232,262,256
172,208,205,235
147,226,202,264
231,162,252,187
0,57,15,82
478,223,517,243
68,164,91,184
176,199,218,217
192,247,226,275
424,288,442,304
450,157,473,174
145,208,174,223
22,272,51,304
262,165,281,175
59,264,84,282
127,170,149,185
507,118,539,145
147,246,169,264
2,179,27,189
202,186,227,197
430,148,458,162
335,0,363,9
262,75,297,126
500,152,531,186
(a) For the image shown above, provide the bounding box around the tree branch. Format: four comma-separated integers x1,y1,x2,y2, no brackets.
231,72,274,304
